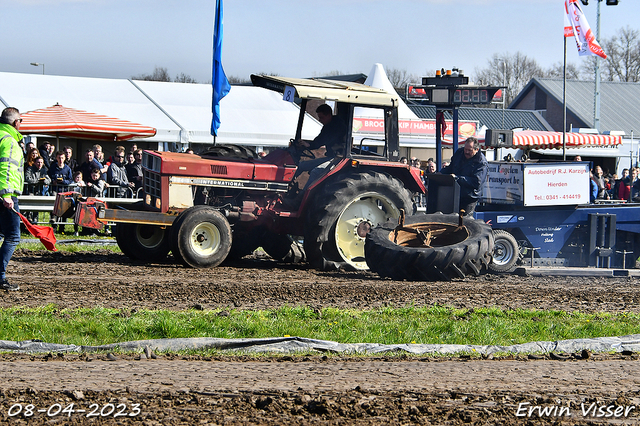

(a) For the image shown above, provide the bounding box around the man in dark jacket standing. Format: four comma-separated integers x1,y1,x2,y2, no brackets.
440,137,488,216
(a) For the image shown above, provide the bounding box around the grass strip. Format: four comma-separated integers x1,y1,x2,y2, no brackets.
1,305,638,348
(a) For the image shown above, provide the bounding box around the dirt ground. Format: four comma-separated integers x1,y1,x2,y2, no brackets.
1,249,640,425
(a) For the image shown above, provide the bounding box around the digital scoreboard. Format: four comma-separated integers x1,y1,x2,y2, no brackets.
407,85,503,106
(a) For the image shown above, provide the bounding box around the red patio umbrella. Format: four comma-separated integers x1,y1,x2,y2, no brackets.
19,104,157,141
510,130,622,150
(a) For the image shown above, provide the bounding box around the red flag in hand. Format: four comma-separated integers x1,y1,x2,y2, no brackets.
14,209,57,251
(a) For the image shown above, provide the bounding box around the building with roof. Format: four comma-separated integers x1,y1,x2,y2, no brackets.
509,77,640,136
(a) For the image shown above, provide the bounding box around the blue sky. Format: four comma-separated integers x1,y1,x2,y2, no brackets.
5,0,639,83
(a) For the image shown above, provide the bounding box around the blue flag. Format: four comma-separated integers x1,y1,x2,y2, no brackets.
211,0,231,136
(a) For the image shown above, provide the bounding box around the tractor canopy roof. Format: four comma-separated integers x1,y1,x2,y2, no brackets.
251,74,399,108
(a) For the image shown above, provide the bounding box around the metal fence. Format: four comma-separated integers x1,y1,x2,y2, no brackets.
19,183,143,227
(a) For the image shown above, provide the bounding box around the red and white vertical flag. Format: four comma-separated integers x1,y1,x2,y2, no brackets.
564,0,607,59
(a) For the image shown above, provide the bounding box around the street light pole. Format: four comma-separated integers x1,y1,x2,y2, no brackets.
594,0,602,132
500,60,506,129
30,62,45,75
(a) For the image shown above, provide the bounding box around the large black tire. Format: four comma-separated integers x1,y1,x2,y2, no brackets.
304,171,414,271
364,213,494,281
169,206,232,268
489,229,520,273
261,232,305,263
114,223,171,262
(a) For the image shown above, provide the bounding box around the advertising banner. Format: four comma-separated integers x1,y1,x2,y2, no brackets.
523,163,590,206
480,162,524,205
353,118,477,140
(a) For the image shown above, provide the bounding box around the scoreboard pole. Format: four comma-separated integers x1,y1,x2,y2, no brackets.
409,70,503,170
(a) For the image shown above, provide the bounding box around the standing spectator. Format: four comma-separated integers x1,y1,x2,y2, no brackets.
619,168,635,201
24,141,35,155
399,157,408,165
106,145,125,165
592,165,609,200
589,171,598,203
48,150,73,191
130,143,138,154
24,156,50,195
39,140,52,167
107,148,133,197
85,168,105,197
0,107,24,291
93,144,109,174
46,143,56,165
24,148,39,169
126,149,144,191
125,151,135,166
79,149,104,182
615,168,629,200
440,137,489,216
426,160,437,174
606,173,617,199
63,146,79,172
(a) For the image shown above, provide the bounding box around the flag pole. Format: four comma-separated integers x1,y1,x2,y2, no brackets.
563,34,567,161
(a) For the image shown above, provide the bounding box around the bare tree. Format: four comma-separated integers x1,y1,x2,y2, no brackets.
385,67,418,90
131,66,171,82
227,75,250,84
174,73,198,84
474,52,544,106
600,26,640,82
544,62,581,79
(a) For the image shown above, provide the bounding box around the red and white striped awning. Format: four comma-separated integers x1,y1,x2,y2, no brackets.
19,104,157,141
511,130,622,149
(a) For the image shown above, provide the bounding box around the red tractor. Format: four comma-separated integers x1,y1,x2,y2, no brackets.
56,75,426,271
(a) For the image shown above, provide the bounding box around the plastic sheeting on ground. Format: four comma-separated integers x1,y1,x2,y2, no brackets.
1,335,640,355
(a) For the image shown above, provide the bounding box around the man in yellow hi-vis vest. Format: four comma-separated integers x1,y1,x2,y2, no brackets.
0,107,24,291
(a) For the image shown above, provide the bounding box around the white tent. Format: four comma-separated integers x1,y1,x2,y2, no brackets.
0,72,320,149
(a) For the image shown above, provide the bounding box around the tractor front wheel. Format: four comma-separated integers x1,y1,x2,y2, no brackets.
170,206,232,268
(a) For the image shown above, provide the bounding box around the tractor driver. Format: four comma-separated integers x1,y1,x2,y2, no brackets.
284,104,347,207
294,104,347,176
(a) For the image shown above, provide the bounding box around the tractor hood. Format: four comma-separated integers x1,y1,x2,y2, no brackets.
251,74,399,108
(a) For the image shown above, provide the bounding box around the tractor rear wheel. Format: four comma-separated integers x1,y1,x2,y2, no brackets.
364,213,494,281
115,223,171,262
305,171,414,271
170,206,232,268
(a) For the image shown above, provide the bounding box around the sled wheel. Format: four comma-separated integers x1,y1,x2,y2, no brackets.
364,213,494,281
489,229,520,273
227,225,264,260
305,171,414,271
261,232,305,263
115,223,170,262
170,206,231,268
